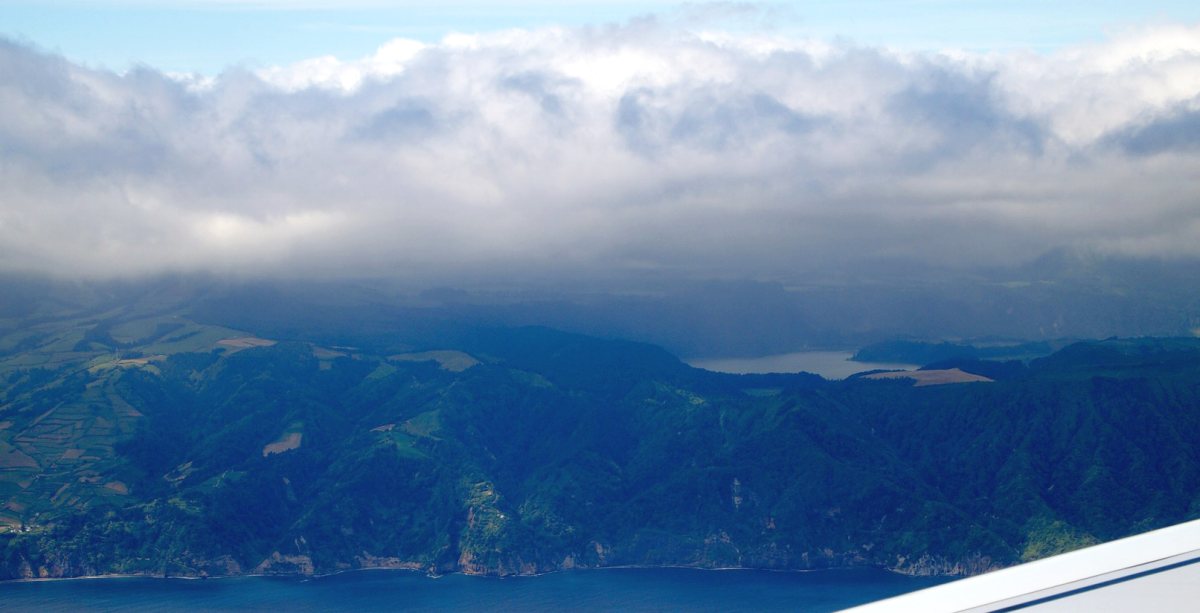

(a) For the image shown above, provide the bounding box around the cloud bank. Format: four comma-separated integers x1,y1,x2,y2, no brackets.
2,20,1199,281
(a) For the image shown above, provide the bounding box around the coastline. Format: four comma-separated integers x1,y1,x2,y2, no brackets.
0,564,953,612
0,562,935,585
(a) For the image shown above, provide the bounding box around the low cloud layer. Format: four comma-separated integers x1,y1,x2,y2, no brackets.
2,20,1199,281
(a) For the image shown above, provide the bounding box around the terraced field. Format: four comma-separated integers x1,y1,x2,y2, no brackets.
0,369,141,529
0,309,263,532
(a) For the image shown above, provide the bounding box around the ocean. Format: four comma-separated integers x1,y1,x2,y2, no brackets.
0,567,948,612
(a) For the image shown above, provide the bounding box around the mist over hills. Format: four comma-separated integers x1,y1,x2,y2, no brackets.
3,247,1197,359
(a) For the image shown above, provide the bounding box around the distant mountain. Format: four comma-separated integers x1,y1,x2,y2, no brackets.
3,250,1198,360
851,339,1068,365
2,291,1199,580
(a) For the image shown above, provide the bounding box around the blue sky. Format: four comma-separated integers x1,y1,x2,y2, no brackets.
3,1,1200,74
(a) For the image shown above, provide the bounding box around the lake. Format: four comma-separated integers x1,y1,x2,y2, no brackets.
688,351,918,379
0,567,948,612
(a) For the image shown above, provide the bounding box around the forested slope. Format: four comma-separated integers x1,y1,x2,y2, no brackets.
2,312,1198,580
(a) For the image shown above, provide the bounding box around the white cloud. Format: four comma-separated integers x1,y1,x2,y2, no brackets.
1,22,1199,281
257,38,426,92
991,24,1200,144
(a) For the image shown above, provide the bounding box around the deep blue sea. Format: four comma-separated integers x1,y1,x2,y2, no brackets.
0,567,947,612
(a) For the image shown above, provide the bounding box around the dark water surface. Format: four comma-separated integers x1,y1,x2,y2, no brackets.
0,567,947,612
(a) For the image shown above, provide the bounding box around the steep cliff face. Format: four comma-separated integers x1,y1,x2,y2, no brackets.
13,553,96,580
1,549,245,581
0,535,1007,581
891,554,1001,577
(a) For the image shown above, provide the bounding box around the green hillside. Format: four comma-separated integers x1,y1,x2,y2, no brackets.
2,301,1199,580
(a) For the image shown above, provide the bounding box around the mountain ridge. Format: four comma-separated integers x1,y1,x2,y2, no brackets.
2,299,1199,581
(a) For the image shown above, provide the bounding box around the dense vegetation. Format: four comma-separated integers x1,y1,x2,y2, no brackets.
1,298,1199,581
